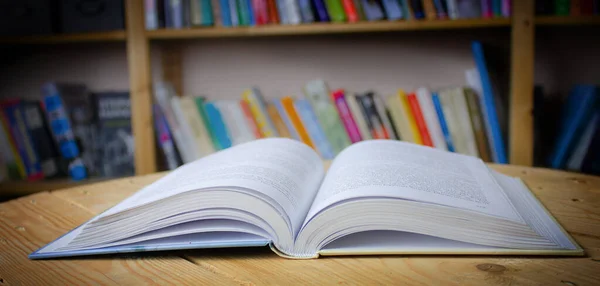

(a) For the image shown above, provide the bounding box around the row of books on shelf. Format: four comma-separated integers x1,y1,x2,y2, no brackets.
0,84,134,183
536,0,600,16
145,0,512,29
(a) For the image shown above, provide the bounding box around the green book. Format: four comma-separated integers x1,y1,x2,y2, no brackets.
324,0,347,22
194,97,222,150
200,0,214,25
555,0,570,15
236,0,250,25
304,79,351,155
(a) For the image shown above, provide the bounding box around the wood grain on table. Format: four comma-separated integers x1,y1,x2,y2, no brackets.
1,165,599,285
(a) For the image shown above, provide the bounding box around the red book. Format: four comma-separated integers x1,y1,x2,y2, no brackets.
252,0,269,24
571,0,582,15
266,0,280,24
581,0,593,14
341,0,359,22
406,93,433,147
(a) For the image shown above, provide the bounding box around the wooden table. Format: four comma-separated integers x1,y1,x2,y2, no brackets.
1,165,599,285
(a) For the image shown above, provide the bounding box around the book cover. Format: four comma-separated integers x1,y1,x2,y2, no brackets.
356,93,387,139
345,93,372,140
297,0,314,22
205,102,233,149
431,93,455,152
451,88,480,157
566,112,598,171
194,97,222,150
361,0,385,20
153,104,181,170
266,0,280,23
501,0,510,17
471,42,508,163
215,100,257,145
456,0,481,18
23,101,65,179
276,0,290,23
406,92,433,147
312,0,331,21
212,0,223,25
242,88,278,137
219,0,233,26
332,90,362,143
167,0,185,28
433,0,448,18
464,88,491,162
94,92,135,178
247,0,256,25
236,0,251,25
281,97,315,149
239,99,264,139
325,0,347,21
294,99,335,159
492,0,501,16
267,103,292,138
200,0,215,25
274,100,300,140
179,96,216,155
571,0,581,15
304,80,351,154
0,120,24,180
481,0,492,17
40,85,88,181
284,0,302,24
415,88,447,150
171,97,203,159
381,0,404,20
555,0,570,15
410,0,425,19
229,0,240,26
146,0,159,29
422,0,438,19
400,92,423,144
372,93,397,139
445,0,459,18
341,0,360,21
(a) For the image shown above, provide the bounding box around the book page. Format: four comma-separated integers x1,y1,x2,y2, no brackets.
303,140,522,228
99,138,324,236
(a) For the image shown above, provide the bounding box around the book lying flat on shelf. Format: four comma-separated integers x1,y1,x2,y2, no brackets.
30,138,582,259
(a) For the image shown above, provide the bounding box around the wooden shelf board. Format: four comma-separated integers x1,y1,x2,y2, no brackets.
0,30,127,44
535,16,600,26
147,19,511,39
0,178,107,198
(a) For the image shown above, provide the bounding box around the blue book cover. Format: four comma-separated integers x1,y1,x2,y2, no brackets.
361,0,385,20
201,0,215,25
205,102,233,149
298,0,315,22
167,0,184,28
399,0,412,19
229,0,240,26
311,0,330,21
294,99,335,159
471,41,507,164
276,0,290,24
548,85,599,169
246,0,255,25
220,0,233,26
432,93,456,152
380,0,403,20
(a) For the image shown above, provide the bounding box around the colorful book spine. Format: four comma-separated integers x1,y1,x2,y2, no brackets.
266,0,280,23
399,90,422,144
297,0,315,22
242,88,278,137
229,0,239,26
274,100,300,140
267,103,292,138
406,93,433,147
445,0,458,19
555,0,570,15
205,102,233,149
239,99,264,139
281,97,315,149
357,94,388,139
492,0,502,17
361,0,385,20
325,0,347,22
294,99,335,159
410,0,426,19
332,90,362,143
346,94,372,140
399,0,413,19
501,0,510,17
481,0,492,18
215,100,253,145
312,0,331,21
383,0,404,20
194,97,221,150
433,0,448,18
236,0,251,25
167,0,185,28
452,88,480,157
372,93,397,139
179,97,216,155
146,0,159,29
416,88,447,150
23,101,63,178
153,104,181,170
431,93,455,152
0,120,24,179
422,0,438,19
220,0,233,26
171,97,203,159
341,0,359,21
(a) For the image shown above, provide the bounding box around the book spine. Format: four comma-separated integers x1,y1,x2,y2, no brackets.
555,0,570,15
296,0,314,22
346,94,372,140
501,0,510,17
274,100,300,140
266,0,280,23
212,0,223,25
332,90,362,143
23,101,62,178
416,88,447,150
170,97,203,159
481,0,492,18
219,0,232,26
492,0,502,16
464,89,492,162
324,0,347,21
266,103,292,138
433,0,448,18
0,120,24,180
361,0,385,20
153,104,181,170
239,99,264,139
190,0,202,25
581,115,600,175
398,91,422,144
171,0,185,28
294,99,335,159
247,0,256,25
422,0,438,19
400,0,413,19
312,0,331,21
242,88,278,137
276,0,289,23
453,89,480,157
341,0,359,21
356,94,387,139
0,111,26,179
445,0,458,18
229,0,239,26
236,0,250,25
281,97,315,149
431,93,455,152
373,94,397,140
205,102,233,149
406,93,433,147
410,0,425,19
571,0,581,15
179,97,216,155
201,0,215,25
154,84,195,163
194,97,222,150
381,0,404,20
146,0,159,29
471,41,507,163
226,100,257,144
285,0,302,24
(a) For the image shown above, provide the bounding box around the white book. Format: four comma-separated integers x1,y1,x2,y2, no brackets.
171,97,203,160
416,87,448,151
566,113,599,171
372,93,397,140
452,88,480,157
346,93,372,140
439,89,469,155
214,100,256,145
32,139,582,259
178,96,216,156
466,68,498,162
145,0,159,30
285,0,302,24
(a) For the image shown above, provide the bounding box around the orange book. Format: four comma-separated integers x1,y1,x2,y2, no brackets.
266,0,280,23
406,93,433,147
281,97,315,149
239,100,263,139
267,103,291,138
422,0,438,20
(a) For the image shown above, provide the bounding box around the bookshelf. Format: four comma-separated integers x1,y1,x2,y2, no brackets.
1,0,599,195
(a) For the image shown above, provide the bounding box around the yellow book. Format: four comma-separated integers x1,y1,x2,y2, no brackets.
398,89,423,145
242,88,278,138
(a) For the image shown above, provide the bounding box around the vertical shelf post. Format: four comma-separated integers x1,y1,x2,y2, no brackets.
509,0,535,166
126,0,157,174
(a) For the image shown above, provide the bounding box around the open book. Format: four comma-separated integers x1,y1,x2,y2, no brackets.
30,138,583,259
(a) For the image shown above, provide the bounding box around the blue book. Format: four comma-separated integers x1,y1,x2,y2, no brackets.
200,0,215,25
246,0,255,25
361,0,385,20
229,0,239,26
311,0,330,21
220,0,233,26
166,0,184,28
548,85,599,169
205,102,232,149
298,0,315,22
294,99,335,159
380,0,403,20
432,93,455,152
410,0,425,19
471,41,507,164
276,0,290,24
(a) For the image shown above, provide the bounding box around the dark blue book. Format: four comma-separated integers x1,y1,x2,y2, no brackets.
220,0,233,26
312,0,331,21
410,0,425,19
361,0,385,20
548,85,599,169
